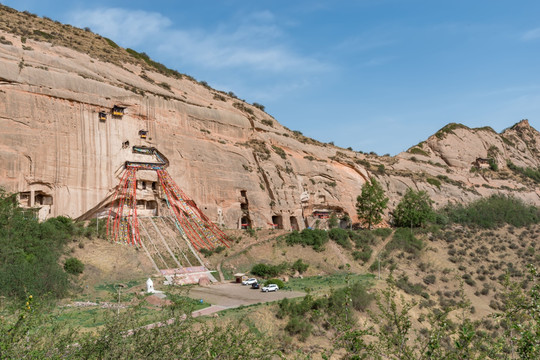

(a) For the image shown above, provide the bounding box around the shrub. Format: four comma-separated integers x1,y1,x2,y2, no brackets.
329,228,351,249
386,228,424,255
253,102,266,111
291,259,309,274
285,316,312,341
372,228,392,239
507,161,540,183
264,278,285,288
199,246,226,257
396,275,425,296
0,190,71,299
251,263,287,278
64,257,84,275
352,249,372,263
271,145,286,159
285,229,329,251
437,194,540,228
409,147,429,156
426,178,441,188
423,274,436,285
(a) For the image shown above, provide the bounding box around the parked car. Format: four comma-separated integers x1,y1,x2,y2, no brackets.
261,284,279,292
251,282,260,289
242,278,257,286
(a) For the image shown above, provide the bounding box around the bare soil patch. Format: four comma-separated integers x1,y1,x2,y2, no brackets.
185,282,305,308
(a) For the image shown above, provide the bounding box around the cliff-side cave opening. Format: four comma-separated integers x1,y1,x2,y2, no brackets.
272,215,283,229
241,216,251,229
290,216,299,231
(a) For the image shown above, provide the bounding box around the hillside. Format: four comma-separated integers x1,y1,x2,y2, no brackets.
0,4,539,232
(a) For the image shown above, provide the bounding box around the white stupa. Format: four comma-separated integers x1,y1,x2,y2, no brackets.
146,278,155,293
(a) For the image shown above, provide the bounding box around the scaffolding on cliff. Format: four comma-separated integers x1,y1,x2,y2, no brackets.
106,146,230,251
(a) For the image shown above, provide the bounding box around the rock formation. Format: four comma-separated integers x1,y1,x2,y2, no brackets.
0,7,539,229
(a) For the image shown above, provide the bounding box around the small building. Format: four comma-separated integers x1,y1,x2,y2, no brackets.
98,111,107,121
234,273,247,283
474,158,491,169
139,130,148,139
112,105,126,117
313,210,331,219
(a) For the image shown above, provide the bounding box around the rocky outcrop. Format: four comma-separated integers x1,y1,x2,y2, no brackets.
0,10,539,228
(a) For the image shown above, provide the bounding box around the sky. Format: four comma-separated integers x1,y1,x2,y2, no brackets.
3,0,540,155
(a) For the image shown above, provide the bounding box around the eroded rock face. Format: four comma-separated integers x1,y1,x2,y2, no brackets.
0,29,539,228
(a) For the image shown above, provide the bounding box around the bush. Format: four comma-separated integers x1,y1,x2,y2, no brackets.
285,229,329,251
0,189,70,299
329,228,351,249
64,257,84,275
285,316,312,341
291,259,309,274
423,274,436,285
372,228,392,239
396,275,425,296
437,194,540,228
251,263,287,278
199,246,226,257
352,249,372,263
264,278,285,288
328,282,374,313
386,228,424,255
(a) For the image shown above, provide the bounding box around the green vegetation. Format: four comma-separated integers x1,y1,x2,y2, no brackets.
285,229,329,251
271,145,287,159
434,122,468,139
426,177,441,188
250,262,288,278
253,102,266,111
277,279,374,341
0,294,278,359
393,188,434,228
385,228,424,255
263,278,285,288
291,259,309,274
64,257,84,275
0,189,71,300
333,267,540,359
329,228,352,249
251,259,309,278
126,48,184,79
199,246,226,257
104,37,119,48
507,160,540,183
409,147,429,156
438,194,540,228
261,119,273,127
356,178,389,229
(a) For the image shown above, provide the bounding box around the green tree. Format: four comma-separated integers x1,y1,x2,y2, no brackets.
356,178,388,229
328,213,339,228
393,188,434,228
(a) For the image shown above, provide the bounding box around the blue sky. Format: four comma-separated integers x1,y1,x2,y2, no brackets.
3,1,540,154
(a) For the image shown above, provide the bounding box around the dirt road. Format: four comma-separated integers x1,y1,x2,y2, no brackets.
186,282,305,308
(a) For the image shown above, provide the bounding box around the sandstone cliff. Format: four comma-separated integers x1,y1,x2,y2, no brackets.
0,7,539,229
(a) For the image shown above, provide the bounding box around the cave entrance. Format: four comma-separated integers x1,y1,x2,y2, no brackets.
290,216,299,231
34,192,53,206
241,216,251,229
272,215,283,230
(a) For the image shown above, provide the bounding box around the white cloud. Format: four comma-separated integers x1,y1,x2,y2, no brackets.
521,27,540,41
68,8,171,47
66,7,329,75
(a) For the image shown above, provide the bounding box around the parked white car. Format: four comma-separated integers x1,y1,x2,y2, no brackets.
242,278,257,286
262,284,279,292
